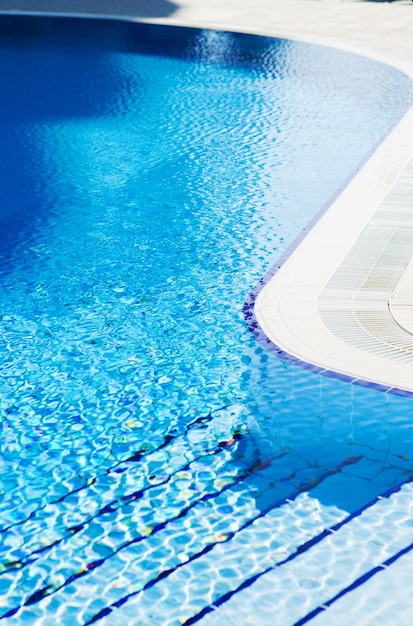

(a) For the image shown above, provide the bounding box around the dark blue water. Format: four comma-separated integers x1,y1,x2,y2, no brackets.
0,15,412,625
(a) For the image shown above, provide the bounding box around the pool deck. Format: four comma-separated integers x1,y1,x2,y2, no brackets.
1,2,413,391
1,1,413,624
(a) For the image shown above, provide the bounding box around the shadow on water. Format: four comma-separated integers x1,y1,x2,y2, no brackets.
0,0,179,18
242,342,413,517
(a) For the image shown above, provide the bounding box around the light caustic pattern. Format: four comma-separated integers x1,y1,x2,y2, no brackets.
0,17,413,625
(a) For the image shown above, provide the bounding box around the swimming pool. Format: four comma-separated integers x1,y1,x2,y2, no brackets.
0,13,413,625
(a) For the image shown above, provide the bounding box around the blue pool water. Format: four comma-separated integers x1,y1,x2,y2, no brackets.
1,15,413,625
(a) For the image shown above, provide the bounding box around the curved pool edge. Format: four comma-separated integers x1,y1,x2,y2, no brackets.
154,11,413,394
145,12,413,395
2,6,413,394
253,100,413,395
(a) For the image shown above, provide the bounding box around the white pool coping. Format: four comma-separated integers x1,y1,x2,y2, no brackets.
255,110,413,393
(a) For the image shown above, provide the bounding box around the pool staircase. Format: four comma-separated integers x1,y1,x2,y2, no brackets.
1,409,412,625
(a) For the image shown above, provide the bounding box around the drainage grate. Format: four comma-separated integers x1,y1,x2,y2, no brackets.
317,156,413,364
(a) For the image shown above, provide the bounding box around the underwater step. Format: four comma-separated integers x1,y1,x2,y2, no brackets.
196,481,413,626
0,403,248,541
0,448,334,624
0,405,256,596
0,431,256,621
2,455,408,625
78,457,382,626
306,543,413,626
